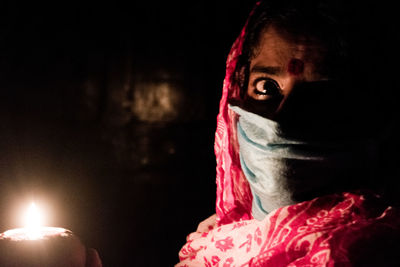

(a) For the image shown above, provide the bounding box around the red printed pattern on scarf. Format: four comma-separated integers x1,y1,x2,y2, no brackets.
176,192,400,266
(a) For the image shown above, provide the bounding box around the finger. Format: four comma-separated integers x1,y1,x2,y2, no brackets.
86,248,102,267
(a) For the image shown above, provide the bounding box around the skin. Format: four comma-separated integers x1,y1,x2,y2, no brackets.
247,26,329,116
86,248,102,267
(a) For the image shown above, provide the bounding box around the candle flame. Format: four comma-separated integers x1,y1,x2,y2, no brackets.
1,202,67,241
23,202,44,239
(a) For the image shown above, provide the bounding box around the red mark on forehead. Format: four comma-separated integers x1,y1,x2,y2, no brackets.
287,58,304,75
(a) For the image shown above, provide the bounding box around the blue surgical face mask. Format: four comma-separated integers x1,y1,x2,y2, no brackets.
229,105,367,221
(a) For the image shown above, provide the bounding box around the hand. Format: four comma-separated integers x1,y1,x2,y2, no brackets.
196,214,217,233
86,248,102,267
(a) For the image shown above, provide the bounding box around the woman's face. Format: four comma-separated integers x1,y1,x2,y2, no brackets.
247,26,329,116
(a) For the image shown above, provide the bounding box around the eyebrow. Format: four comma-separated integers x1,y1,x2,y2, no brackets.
250,65,283,75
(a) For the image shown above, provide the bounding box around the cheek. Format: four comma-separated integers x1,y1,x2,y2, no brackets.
287,58,304,75
247,78,254,96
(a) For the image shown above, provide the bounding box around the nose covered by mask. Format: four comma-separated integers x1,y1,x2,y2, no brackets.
229,103,371,221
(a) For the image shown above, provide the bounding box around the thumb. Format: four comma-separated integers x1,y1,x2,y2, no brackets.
86,248,102,267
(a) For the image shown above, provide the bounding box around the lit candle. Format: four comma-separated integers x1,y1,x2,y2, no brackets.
0,202,86,267
1,202,70,241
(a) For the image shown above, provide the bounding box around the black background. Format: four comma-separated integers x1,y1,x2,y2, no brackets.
0,1,399,266
0,1,255,266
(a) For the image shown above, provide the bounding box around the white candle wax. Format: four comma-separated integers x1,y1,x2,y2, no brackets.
1,226,71,241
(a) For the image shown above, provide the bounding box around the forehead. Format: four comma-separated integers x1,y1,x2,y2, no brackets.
250,26,325,69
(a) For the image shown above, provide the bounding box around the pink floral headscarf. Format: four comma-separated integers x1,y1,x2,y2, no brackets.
214,2,260,226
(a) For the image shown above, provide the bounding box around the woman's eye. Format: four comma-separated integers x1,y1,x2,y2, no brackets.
254,78,281,96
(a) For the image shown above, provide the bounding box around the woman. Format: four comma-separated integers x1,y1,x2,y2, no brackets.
176,1,400,266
